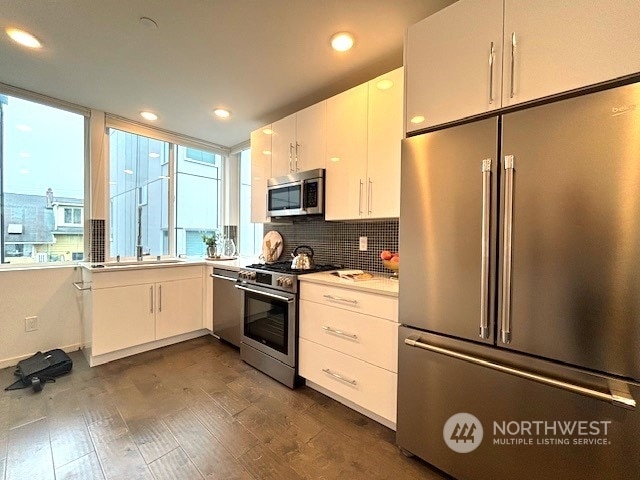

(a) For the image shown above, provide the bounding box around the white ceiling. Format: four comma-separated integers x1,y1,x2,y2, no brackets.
0,0,454,149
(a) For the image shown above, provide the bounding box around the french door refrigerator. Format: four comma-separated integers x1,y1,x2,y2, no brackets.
397,81,640,480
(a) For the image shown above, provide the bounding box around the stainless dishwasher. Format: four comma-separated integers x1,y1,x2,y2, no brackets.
211,267,242,347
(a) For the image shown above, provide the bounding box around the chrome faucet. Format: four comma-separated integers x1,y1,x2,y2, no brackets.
136,204,147,261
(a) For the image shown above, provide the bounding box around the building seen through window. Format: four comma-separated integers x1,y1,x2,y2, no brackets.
0,94,85,264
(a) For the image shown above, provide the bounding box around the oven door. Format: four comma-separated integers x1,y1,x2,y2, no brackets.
236,283,297,367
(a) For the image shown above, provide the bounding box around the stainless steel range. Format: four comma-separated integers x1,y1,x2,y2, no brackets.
236,261,339,388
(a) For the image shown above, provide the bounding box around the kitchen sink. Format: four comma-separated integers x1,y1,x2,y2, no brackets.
87,258,187,269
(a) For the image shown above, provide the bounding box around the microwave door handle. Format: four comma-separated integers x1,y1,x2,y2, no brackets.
301,179,307,211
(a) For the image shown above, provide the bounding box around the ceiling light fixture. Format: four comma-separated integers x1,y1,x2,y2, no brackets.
262,128,273,135
410,115,425,124
376,79,394,90
140,111,158,121
330,32,354,52
262,150,272,155
214,108,231,118
6,28,42,49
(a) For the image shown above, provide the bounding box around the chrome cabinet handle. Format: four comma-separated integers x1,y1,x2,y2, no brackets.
289,143,293,172
322,368,357,386
322,325,358,340
150,286,154,314
488,41,495,104
295,142,300,171
405,335,636,409
235,284,295,303
510,32,517,98
210,273,238,282
367,179,372,215
323,294,358,305
501,155,515,344
158,285,162,312
358,180,364,215
72,281,91,291
479,159,492,339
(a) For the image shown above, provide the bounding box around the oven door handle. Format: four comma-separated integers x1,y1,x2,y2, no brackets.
235,284,295,303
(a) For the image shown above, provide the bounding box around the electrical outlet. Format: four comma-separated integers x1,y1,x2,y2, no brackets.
25,316,38,332
359,236,368,251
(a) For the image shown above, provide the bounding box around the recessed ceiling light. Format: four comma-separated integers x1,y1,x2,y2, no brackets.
262,150,272,156
376,79,394,90
16,124,32,132
149,153,160,158
214,108,231,118
139,17,158,29
6,28,42,49
410,115,425,124
124,169,134,175
140,111,158,121
330,32,354,52
330,156,340,162
262,128,273,135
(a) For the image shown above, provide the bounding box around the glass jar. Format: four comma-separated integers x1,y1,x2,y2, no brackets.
223,238,236,257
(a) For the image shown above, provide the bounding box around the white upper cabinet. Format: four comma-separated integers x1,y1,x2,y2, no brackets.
325,83,369,221
367,67,403,219
502,0,640,107
406,0,503,132
406,0,640,132
270,102,326,177
295,102,326,172
250,125,272,223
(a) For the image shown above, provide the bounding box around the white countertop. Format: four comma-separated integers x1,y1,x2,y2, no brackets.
81,256,259,272
204,256,259,271
299,271,399,297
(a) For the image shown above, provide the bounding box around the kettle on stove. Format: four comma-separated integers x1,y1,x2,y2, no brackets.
290,245,315,270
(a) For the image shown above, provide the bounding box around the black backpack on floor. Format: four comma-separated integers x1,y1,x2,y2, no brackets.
5,349,73,392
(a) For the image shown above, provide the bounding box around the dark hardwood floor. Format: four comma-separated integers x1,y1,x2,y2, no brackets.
0,337,448,480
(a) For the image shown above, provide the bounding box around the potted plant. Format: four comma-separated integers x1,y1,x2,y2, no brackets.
202,230,224,258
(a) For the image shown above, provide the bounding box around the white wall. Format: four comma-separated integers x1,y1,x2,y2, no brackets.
0,266,83,368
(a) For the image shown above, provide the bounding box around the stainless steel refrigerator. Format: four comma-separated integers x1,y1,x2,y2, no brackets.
397,81,640,479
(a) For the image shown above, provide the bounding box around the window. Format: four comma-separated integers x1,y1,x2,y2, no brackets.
175,145,222,257
109,130,169,258
63,207,82,225
0,94,86,264
238,148,263,256
108,128,223,259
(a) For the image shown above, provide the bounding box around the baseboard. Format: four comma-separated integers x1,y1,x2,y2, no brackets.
305,379,397,431
0,343,83,370
86,329,210,366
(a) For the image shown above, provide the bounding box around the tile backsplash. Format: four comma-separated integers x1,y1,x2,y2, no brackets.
265,218,398,274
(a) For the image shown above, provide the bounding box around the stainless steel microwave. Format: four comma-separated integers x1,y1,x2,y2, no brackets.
267,168,325,218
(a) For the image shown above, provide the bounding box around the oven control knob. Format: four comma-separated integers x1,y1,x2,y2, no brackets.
238,270,245,279
248,272,256,280
282,278,293,288
276,277,283,286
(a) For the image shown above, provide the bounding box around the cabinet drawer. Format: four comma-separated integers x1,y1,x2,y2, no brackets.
299,338,397,423
299,300,398,372
300,283,398,321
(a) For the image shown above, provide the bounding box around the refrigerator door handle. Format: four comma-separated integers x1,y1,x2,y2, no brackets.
479,159,492,339
404,335,636,409
500,155,515,344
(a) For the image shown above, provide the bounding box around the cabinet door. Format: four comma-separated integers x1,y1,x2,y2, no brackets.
367,67,403,219
250,126,272,223
325,83,368,220
270,114,296,177
406,0,503,132
92,284,156,356
503,0,640,107
156,278,203,340
295,101,326,172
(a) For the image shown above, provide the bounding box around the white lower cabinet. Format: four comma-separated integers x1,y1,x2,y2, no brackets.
299,281,399,427
85,265,204,361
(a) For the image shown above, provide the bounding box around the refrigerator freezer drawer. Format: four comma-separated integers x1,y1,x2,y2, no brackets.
299,338,397,423
397,326,640,480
